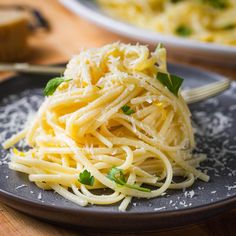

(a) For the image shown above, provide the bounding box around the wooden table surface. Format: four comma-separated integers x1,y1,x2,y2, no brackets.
0,1,235,235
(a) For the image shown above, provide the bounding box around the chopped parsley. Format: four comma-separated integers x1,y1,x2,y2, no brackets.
78,170,94,186
176,25,192,37
43,77,72,96
223,24,235,30
203,0,228,9
156,72,184,97
156,42,164,49
170,0,183,3
171,0,228,9
107,167,151,192
121,105,135,115
108,167,126,185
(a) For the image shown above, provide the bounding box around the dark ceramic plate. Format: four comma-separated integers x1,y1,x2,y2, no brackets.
0,63,235,232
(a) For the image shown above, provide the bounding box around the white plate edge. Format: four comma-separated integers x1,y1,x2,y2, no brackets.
59,0,236,56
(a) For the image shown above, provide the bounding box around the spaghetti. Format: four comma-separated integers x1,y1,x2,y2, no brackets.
3,43,209,211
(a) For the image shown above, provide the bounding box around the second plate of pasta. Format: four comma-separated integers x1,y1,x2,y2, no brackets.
60,0,236,66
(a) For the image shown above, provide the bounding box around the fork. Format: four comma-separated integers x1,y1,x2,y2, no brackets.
0,63,231,104
181,79,231,104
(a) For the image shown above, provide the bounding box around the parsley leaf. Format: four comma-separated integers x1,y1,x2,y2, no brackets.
43,77,72,96
170,0,183,3
156,72,184,97
78,170,94,186
203,0,228,9
223,24,235,30
156,42,164,49
176,25,192,37
121,105,135,115
108,167,126,185
124,183,151,192
108,167,151,192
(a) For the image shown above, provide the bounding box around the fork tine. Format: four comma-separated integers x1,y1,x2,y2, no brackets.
183,80,229,94
184,86,230,104
185,82,229,97
182,79,231,104
185,81,228,94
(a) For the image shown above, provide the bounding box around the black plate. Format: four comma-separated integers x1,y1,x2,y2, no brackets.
0,63,235,232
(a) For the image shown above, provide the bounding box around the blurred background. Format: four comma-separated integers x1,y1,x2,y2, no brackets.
0,0,235,78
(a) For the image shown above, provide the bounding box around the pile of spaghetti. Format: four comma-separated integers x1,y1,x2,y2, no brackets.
3,43,209,211
98,0,236,46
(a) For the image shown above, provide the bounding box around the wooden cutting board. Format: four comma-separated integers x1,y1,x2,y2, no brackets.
0,0,235,235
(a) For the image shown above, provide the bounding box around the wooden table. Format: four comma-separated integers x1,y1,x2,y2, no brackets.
0,0,235,235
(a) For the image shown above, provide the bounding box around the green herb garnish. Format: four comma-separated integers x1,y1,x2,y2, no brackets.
43,77,72,96
78,170,94,186
223,24,235,30
170,0,183,3
108,167,126,185
156,42,164,49
203,0,228,9
156,72,184,97
121,105,135,115
176,25,192,37
108,167,151,192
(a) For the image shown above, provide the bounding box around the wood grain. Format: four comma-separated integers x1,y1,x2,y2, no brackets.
0,0,235,235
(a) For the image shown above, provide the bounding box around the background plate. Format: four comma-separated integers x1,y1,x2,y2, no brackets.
0,63,236,231
59,0,236,66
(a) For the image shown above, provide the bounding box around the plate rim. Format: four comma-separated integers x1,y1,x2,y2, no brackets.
0,186,236,216
59,0,236,55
